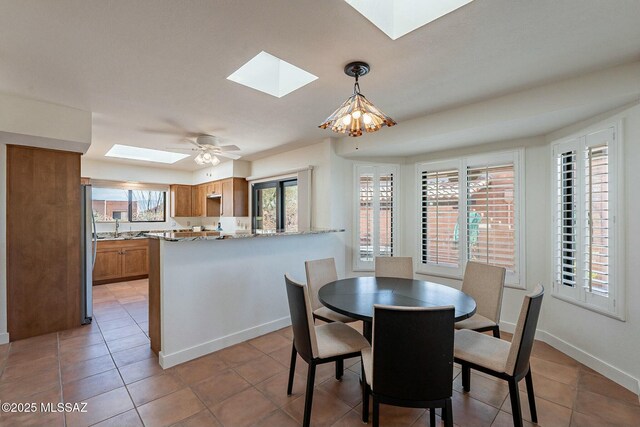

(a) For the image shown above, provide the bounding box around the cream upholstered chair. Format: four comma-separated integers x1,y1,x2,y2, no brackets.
305,258,358,379
361,305,455,427
374,256,413,279
454,285,544,427
305,258,358,324
284,274,370,427
455,261,506,337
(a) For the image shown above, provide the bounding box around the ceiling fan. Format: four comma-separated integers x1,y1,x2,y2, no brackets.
166,134,241,166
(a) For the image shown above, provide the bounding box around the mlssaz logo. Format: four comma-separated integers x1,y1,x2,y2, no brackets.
40,402,88,413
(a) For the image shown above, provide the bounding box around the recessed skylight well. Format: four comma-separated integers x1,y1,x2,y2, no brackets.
105,144,190,164
227,51,318,98
345,0,474,40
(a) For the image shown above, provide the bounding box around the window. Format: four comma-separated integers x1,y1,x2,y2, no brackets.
551,125,623,318
417,151,524,287
93,188,166,222
354,164,398,270
252,179,298,232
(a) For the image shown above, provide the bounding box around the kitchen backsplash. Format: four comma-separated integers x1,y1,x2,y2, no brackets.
94,216,251,233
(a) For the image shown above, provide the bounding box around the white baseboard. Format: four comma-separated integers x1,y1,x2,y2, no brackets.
0,332,8,345
159,316,291,369
500,321,640,396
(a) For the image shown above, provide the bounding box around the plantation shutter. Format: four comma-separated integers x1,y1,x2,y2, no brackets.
584,142,610,295
555,147,579,289
355,165,397,269
420,168,459,268
466,163,517,273
358,170,374,264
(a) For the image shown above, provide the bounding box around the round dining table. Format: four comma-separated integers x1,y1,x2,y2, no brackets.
318,276,477,341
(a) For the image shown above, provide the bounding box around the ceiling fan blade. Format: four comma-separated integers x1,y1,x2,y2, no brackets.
216,152,242,160
216,144,240,151
140,128,185,135
164,147,197,151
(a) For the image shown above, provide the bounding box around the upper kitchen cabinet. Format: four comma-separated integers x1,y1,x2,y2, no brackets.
170,184,192,217
221,178,248,217
191,184,204,217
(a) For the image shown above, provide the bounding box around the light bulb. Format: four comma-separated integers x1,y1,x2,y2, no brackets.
363,113,372,124
341,114,351,125
210,156,220,166
202,152,212,162
352,110,362,119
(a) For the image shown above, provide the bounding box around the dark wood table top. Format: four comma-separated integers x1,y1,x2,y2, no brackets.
318,277,476,323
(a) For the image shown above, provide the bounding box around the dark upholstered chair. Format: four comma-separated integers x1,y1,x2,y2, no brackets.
455,261,506,338
454,285,544,427
284,274,370,427
361,305,455,427
374,256,413,279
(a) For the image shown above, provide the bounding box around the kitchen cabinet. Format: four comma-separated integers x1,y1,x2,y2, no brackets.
7,145,82,340
191,185,205,217
94,239,149,284
170,179,247,218
170,184,192,217
220,178,248,217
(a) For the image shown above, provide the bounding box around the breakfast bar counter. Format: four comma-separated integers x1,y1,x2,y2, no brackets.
147,228,346,368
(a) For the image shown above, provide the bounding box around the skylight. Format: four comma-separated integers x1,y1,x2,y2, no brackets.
227,51,318,98
105,144,190,164
344,0,474,40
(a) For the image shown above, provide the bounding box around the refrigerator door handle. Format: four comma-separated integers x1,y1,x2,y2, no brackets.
92,210,97,269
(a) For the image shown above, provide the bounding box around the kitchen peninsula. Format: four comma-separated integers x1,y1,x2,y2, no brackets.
146,228,345,368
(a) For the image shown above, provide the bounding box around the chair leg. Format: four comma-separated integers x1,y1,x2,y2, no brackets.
525,368,538,423
462,364,471,392
372,396,380,427
287,342,296,395
429,408,436,427
444,399,453,427
492,325,501,338
302,362,316,427
362,384,370,423
335,359,344,380
508,377,524,427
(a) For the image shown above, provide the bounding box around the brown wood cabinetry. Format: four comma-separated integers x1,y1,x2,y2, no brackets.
93,239,149,284
7,145,82,341
220,178,248,217
170,179,247,218
170,184,192,217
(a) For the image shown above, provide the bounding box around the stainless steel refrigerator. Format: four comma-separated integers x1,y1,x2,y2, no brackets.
80,184,97,324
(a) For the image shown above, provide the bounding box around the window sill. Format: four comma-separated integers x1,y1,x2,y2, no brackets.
551,293,625,322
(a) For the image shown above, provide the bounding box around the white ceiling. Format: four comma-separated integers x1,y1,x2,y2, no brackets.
1,0,639,170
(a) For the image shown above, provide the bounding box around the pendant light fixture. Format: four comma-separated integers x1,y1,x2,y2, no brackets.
319,62,396,137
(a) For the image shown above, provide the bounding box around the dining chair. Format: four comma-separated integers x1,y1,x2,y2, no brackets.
305,258,359,379
361,305,455,427
374,256,413,279
454,285,544,427
284,274,370,427
455,261,506,338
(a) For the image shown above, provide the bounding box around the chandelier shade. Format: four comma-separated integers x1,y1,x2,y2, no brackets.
319,62,396,137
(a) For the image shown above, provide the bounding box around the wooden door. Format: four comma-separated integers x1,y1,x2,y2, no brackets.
7,145,82,340
94,248,122,282
170,185,192,217
122,246,148,277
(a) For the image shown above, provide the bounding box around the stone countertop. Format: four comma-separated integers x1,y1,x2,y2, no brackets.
96,229,192,241
145,228,345,242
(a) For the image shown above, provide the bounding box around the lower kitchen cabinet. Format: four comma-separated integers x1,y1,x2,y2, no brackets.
94,239,149,284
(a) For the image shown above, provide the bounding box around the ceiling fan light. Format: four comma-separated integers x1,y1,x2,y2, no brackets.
210,155,220,166
202,152,212,162
194,153,205,165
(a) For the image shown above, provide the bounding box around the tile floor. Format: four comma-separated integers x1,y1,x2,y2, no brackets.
0,279,639,426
